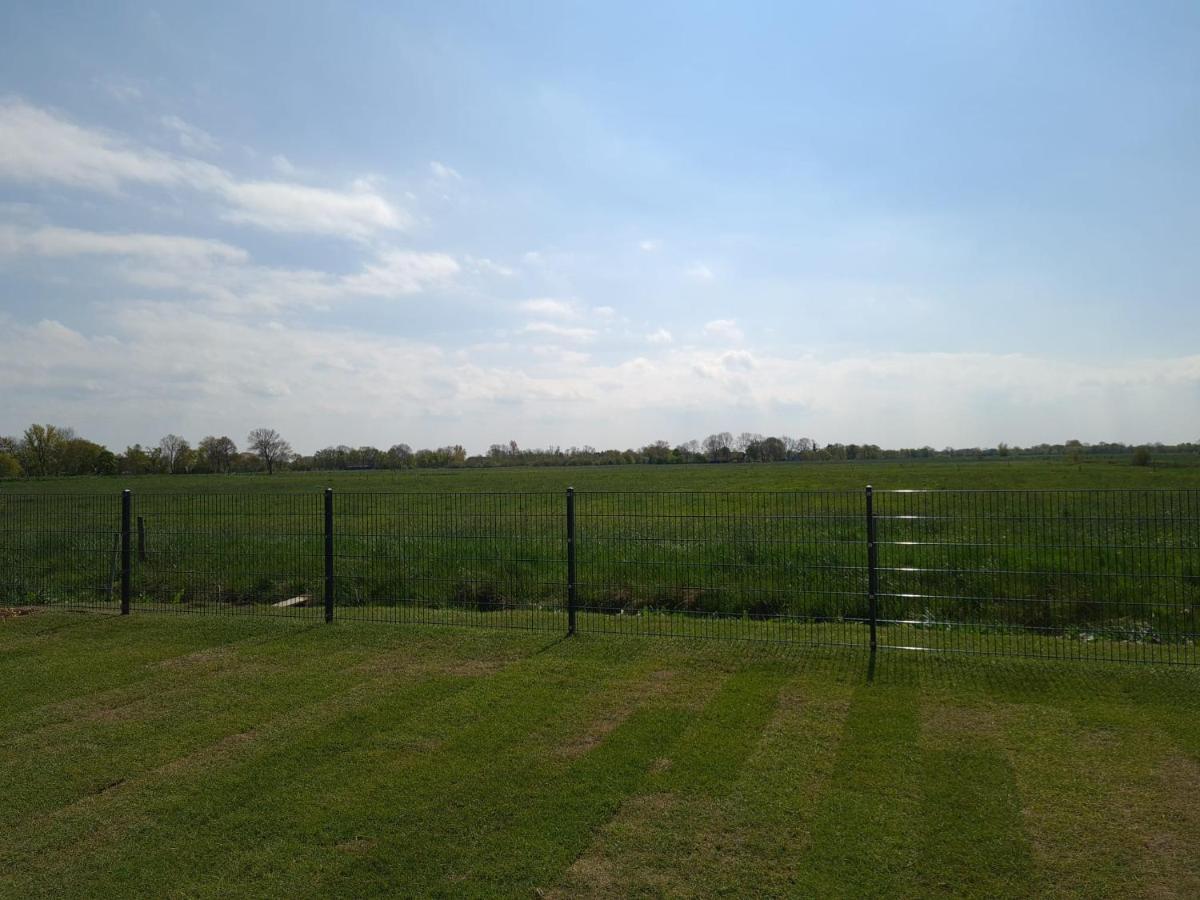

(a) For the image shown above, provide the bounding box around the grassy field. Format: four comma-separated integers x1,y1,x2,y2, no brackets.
4,455,1200,493
2,610,1199,898
2,459,1199,653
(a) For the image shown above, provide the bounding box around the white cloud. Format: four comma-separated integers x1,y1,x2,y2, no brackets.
518,321,597,342
0,98,408,240
0,221,457,313
0,224,247,263
465,256,515,277
518,298,577,318
218,178,409,238
639,239,660,252
269,154,308,177
0,97,211,192
429,160,461,181
592,305,616,318
343,249,460,296
93,76,144,104
646,328,673,344
703,318,744,342
685,262,714,281
161,115,220,154
3,304,1198,451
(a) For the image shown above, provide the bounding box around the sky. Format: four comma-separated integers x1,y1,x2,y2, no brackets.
1,1,1198,454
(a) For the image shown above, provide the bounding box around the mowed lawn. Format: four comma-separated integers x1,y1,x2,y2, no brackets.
3,613,1200,898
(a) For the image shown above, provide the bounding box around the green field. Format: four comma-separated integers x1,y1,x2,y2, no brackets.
2,459,1199,658
2,611,1199,898
5,455,1200,493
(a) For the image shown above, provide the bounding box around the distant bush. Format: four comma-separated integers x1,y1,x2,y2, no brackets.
1131,447,1152,467
0,453,21,478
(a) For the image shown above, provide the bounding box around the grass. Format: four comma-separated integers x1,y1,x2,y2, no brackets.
2,459,1199,651
4,454,1200,494
2,610,1200,898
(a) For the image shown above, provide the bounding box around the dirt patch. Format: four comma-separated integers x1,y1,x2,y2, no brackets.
0,606,38,619
1140,754,1200,898
921,701,1003,743
154,643,243,671
549,793,681,898
335,837,378,856
557,670,678,759
155,730,260,777
350,648,514,680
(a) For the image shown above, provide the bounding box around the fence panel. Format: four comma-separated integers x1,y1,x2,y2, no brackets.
131,493,325,618
2,486,1198,663
572,491,869,645
872,489,1200,663
0,493,121,612
333,492,566,632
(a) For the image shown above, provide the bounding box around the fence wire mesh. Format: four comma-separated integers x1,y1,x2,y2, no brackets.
873,490,1200,663
129,493,324,619
572,491,867,645
1,487,1197,663
0,494,122,612
334,492,565,632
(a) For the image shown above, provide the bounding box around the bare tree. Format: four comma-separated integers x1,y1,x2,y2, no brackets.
701,432,733,462
158,434,191,474
246,428,292,474
198,435,237,473
735,432,762,453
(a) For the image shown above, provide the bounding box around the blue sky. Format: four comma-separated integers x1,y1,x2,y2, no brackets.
1,1,1198,453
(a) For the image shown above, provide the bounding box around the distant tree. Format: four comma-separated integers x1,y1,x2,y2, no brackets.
735,432,761,453
61,438,111,475
702,432,733,462
119,444,155,475
20,424,72,476
385,444,413,468
0,452,21,478
198,436,237,474
998,442,1010,457
1131,446,1152,467
641,440,672,464
246,428,292,475
158,434,192,474
758,436,787,462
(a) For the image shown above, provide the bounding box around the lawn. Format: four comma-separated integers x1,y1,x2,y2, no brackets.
2,611,1199,898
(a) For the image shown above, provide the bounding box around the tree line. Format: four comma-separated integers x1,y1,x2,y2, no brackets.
1,424,1194,479
0,426,292,477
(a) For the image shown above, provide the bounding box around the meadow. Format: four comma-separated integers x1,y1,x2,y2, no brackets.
2,611,1200,898
2,458,1199,661
4,454,1200,493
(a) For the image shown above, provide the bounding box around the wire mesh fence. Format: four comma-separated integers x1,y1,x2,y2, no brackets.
1,487,1197,663
0,493,123,612
872,489,1200,663
334,492,565,632
571,491,867,645
132,493,325,619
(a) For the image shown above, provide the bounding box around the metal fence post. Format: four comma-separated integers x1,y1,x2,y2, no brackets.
566,487,577,636
866,485,877,654
324,488,334,623
120,489,132,615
